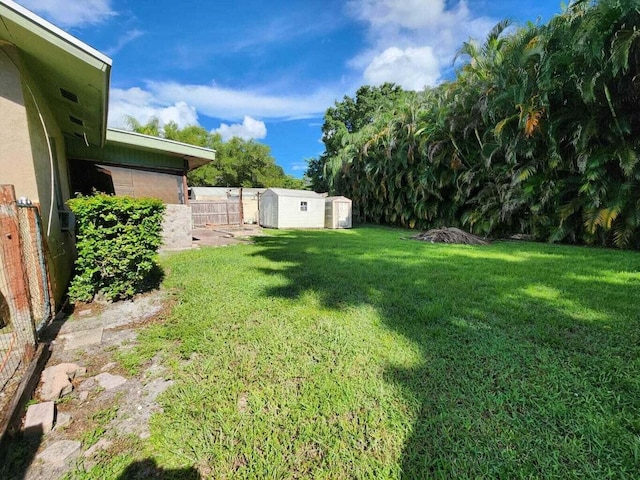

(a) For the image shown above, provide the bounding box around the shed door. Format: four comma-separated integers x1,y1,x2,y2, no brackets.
337,202,350,227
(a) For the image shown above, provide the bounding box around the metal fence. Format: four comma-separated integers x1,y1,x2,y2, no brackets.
0,185,50,415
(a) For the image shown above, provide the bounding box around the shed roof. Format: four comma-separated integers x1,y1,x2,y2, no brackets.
0,0,111,146
266,188,324,198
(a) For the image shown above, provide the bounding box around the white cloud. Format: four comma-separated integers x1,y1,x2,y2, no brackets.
108,88,198,129
108,82,338,132
364,46,440,91
147,81,337,120
104,29,144,56
17,0,116,27
347,0,496,89
214,116,267,141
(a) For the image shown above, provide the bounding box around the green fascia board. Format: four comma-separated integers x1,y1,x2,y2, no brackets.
67,130,215,173
106,129,216,170
0,1,111,68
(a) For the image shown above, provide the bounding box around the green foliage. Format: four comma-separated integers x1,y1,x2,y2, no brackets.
67,194,165,302
311,0,640,248
126,118,305,189
81,406,119,448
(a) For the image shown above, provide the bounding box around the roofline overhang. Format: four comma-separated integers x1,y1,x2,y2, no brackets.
0,0,112,145
106,128,216,170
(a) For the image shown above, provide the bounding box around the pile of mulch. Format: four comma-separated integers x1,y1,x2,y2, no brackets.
411,227,489,245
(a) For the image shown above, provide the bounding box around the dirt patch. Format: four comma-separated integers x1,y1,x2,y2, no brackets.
411,227,489,245
191,226,265,248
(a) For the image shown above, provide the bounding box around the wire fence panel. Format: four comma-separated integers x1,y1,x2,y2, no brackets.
17,206,51,332
0,185,40,414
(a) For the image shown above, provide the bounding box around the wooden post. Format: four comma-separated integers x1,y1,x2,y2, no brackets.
182,174,189,205
239,187,244,225
0,185,36,356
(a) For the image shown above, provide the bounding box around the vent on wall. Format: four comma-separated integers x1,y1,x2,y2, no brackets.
60,88,78,103
69,115,83,126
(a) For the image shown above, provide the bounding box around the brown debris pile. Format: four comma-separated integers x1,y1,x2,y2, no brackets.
411,227,489,245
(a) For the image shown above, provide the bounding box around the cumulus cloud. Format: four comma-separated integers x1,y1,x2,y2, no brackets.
214,116,267,141
17,0,116,28
108,83,339,132
347,0,496,89
364,46,440,91
147,81,337,120
108,87,198,129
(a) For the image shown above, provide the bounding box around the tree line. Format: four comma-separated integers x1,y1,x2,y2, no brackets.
307,0,640,248
127,117,306,189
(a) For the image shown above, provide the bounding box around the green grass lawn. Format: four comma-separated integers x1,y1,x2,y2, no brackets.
112,227,639,478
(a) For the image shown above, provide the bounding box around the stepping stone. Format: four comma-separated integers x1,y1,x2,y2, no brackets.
36,440,81,468
83,438,112,458
40,363,86,401
54,411,72,430
95,372,127,390
23,401,55,435
100,362,118,372
61,327,103,350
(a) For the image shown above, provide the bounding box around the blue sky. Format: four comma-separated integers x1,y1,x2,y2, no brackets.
17,0,565,177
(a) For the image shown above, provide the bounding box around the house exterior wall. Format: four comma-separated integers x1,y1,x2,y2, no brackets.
0,45,73,306
0,47,37,199
103,165,183,204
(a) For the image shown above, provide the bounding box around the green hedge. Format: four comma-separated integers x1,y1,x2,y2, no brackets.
67,194,166,302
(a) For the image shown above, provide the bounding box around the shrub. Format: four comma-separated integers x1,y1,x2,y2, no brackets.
67,194,166,302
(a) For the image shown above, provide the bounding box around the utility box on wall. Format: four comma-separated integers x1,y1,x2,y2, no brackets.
325,196,352,229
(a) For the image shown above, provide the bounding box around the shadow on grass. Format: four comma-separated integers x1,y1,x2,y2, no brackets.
139,263,165,295
0,427,43,480
117,458,200,479
251,227,640,477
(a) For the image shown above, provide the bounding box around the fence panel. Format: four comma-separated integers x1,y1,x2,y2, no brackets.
191,200,241,227
0,185,36,405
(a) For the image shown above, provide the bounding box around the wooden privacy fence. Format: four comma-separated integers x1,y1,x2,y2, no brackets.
191,199,241,227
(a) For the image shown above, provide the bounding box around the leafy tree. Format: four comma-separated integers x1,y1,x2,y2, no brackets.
311,0,640,248
125,118,305,189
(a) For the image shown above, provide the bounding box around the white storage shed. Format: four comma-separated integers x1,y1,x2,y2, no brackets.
325,196,352,229
259,188,325,229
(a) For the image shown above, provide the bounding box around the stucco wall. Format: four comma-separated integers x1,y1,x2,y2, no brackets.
160,204,193,251
0,47,36,197
0,45,74,306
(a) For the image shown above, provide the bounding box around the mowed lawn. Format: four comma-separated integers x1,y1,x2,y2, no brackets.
122,226,639,478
